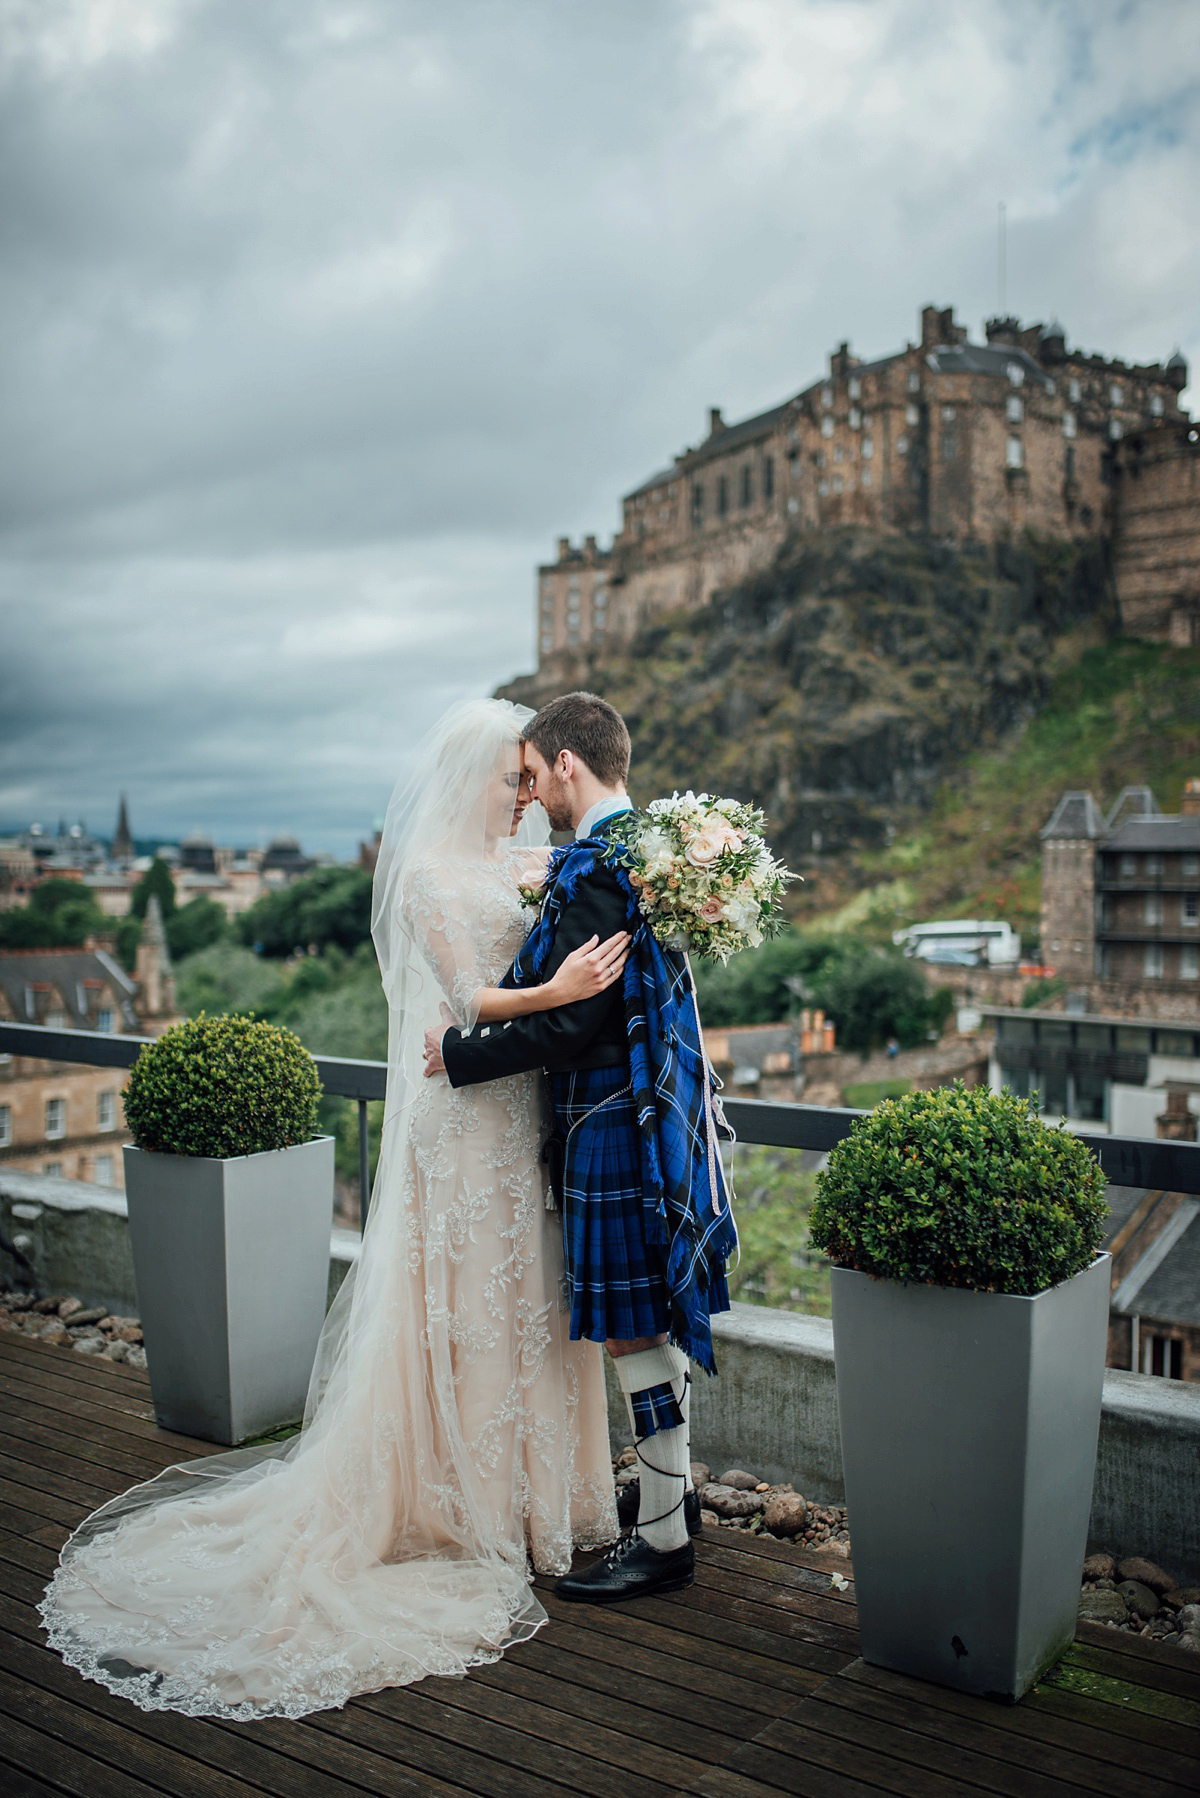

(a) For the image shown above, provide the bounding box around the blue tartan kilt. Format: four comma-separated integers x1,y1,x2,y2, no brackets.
548,1063,671,1346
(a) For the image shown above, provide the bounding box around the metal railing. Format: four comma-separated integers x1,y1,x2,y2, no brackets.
3,1022,1199,1226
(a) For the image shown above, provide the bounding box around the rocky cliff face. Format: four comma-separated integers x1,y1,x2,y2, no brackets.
499,529,1113,870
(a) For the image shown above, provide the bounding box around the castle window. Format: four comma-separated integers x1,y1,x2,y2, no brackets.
861,437,874,459
848,407,861,429
1007,361,1024,387
1109,419,1123,441
1146,854,1163,876
691,483,704,525
593,586,607,611
821,385,833,409
541,633,554,652
763,455,774,500
832,475,843,493
0,1104,10,1147
897,435,908,454
941,429,958,461
94,1154,114,1186
1109,382,1123,407
1063,411,1077,439
1006,435,1024,469
816,450,826,468
820,415,834,438
907,370,920,393
818,478,829,497
740,464,753,507
941,405,956,422
833,445,845,464
717,475,729,517
1183,855,1200,877
1143,942,1163,979
861,469,872,487
848,376,861,400
1006,394,1023,423
1069,378,1081,402
1150,393,1164,417
541,596,554,617
905,402,919,427
45,1097,66,1140
1181,894,1197,927
1120,855,1136,878
1182,945,1198,980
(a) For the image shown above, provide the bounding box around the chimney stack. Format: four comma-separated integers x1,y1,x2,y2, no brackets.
1180,777,1200,817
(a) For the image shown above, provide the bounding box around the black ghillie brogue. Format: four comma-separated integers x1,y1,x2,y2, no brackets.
616,1479,703,1537
555,1533,695,1604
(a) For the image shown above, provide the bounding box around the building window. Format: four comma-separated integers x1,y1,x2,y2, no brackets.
98,1091,117,1131
897,435,908,454
1006,436,1024,469
0,1104,10,1147
540,596,554,617
1007,361,1024,387
861,469,872,487
1007,394,1023,423
94,1154,114,1187
1109,419,1123,441
817,478,829,497
1150,393,1164,418
1143,942,1163,979
763,455,774,500
832,475,843,494
1183,855,1200,878
1183,894,1199,927
833,444,845,464
1109,382,1124,407
861,437,874,459
1120,854,1137,878
740,464,753,507
1146,854,1163,876
44,1161,63,1178
691,483,704,525
1144,893,1163,926
46,1010,66,1030
1181,944,1199,979
821,385,833,409
907,370,920,393
1062,411,1077,439
905,402,919,427
820,415,834,439
848,406,861,430
1065,445,1076,480
848,375,861,400
940,430,957,461
1143,1335,1183,1379
716,475,729,517
45,1097,66,1140
540,633,554,653
941,405,956,422
1068,378,1081,402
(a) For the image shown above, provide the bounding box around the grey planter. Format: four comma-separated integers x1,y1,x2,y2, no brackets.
831,1253,1110,1703
123,1137,335,1445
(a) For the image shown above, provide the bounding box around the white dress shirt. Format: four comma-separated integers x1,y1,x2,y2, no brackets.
576,794,633,840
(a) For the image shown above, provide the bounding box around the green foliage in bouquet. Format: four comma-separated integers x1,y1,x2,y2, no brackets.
124,1014,321,1159
809,1081,1107,1296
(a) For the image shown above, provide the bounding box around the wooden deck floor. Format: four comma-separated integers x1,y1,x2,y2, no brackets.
2,1328,1199,1798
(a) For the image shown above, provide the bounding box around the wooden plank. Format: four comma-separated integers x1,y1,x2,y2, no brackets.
697,1536,858,1608
0,1430,140,1501
1,1396,182,1482
1076,1617,1200,1680
1065,1637,1200,1703
809,1665,1199,1798
0,1758,65,1798
724,1730,974,1798
0,1613,391,1798
526,1615,794,1718
0,1452,115,1516
506,1631,769,1738
536,1584,826,1698
695,1522,856,1581
1045,1648,1200,1729
694,1555,861,1633
0,1367,220,1459
0,1664,269,1798
845,1659,1200,1786
634,1581,857,1669
0,1336,157,1398
0,1711,167,1798
0,1528,58,1582
0,1475,87,1531
699,1735,889,1798
220,1717,461,1798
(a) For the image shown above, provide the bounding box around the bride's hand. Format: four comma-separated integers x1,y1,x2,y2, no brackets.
548,932,630,1004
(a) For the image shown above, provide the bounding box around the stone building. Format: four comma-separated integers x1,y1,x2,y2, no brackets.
1111,420,1200,647
1041,779,1200,1004
536,302,1189,661
0,907,179,1191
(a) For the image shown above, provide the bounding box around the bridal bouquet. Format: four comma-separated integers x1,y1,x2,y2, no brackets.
607,792,793,962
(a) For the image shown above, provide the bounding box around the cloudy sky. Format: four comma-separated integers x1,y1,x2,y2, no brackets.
3,0,1198,858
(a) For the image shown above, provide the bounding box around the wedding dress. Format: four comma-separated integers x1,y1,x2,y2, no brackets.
40,700,616,1720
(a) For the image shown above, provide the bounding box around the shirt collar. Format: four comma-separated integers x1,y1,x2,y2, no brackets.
576,794,632,841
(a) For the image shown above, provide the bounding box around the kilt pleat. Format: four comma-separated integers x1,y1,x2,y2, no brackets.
549,1064,670,1346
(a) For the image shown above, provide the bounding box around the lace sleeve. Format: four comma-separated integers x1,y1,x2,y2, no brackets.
400,857,488,1030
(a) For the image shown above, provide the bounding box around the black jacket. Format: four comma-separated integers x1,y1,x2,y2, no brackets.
442,861,630,1088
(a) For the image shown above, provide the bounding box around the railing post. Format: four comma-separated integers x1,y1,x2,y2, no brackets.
357,1099,370,1231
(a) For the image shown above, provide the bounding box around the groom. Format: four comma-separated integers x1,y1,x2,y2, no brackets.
424,690,735,1603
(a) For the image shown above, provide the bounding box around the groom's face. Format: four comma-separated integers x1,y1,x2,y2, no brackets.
523,743,575,832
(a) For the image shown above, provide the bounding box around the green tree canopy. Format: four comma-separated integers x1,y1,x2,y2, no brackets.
130,857,177,921
166,895,228,961
237,865,374,959
0,879,108,950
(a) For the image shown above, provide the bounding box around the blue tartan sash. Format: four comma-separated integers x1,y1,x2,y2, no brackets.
507,831,736,1374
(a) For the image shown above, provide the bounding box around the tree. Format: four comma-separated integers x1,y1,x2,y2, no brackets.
815,951,936,1053
237,866,374,958
130,858,176,921
166,896,227,961
0,880,107,950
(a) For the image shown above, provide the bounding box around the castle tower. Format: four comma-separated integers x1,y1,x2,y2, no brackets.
112,793,134,864
1039,792,1106,982
135,895,177,1029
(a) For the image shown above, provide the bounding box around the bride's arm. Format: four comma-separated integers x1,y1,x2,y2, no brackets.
472,931,629,1021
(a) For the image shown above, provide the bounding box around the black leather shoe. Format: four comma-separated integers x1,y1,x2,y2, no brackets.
616,1479,703,1537
555,1533,695,1604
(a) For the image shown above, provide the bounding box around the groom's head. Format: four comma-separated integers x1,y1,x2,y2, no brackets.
523,691,630,832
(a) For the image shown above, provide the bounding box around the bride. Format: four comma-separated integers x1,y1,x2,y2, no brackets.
40,698,622,1719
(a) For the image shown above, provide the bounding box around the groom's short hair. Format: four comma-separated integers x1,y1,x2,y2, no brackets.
525,691,630,786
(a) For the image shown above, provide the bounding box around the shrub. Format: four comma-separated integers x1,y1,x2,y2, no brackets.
809,1081,1107,1296
124,1014,321,1159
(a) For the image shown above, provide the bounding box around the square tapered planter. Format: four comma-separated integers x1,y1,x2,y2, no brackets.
123,1137,335,1445
832,1253,1110,1703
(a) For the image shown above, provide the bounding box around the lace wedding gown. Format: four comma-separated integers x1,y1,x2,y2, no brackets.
40,849,616,1720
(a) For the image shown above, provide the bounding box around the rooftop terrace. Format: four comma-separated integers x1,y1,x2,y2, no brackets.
3,1328,1200,1796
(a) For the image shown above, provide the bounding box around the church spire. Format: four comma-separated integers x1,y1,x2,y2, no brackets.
112,793,134,863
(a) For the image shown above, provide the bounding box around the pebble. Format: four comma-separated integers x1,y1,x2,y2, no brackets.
57,1296,83,1319
763,1492,808,1538
1082,1552,1115,1581
690,1462,711,1489
73,1338,106,1356
1117,1580,1160,1622
1116,1556,1175,1595
1079,1589,1129,1626
1179,1633,1200,1655
717,1469,762,1492
1178,1604,1200,1637
701,1482,764,1519
103,1340,131,1363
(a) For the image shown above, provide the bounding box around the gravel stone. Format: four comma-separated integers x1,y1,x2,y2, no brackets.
57,1296,83,1319
717,1469,762,1492
102,1341,131,1363
690,1462,711,1489
1082,1552,1116,1581
763,1492,808,1538
1078,1589,1129,1626
73,1337,105,1355
1116,1557,1175,1595
701,1482,764,1519
1117,1580,1160,1622
1177,1604,1200,1636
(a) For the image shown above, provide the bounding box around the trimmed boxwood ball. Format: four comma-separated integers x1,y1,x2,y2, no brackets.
124,1014,321,1160
809,1081,1107,1296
